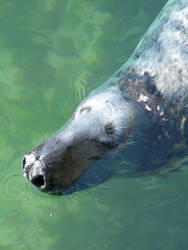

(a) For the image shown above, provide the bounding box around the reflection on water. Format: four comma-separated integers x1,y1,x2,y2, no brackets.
1,0,188,249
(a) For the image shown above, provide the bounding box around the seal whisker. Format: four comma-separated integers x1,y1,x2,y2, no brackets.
76,181,122,192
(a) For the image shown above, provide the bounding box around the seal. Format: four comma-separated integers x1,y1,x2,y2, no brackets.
22,0,188,195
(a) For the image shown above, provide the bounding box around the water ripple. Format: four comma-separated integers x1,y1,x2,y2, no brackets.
0,172,28,200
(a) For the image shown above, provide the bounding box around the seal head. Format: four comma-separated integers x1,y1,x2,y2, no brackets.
22,87,151,194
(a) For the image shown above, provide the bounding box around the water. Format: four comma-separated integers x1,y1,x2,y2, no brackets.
1,0,188,249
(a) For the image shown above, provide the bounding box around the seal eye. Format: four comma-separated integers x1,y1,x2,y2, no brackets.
105,123,115,135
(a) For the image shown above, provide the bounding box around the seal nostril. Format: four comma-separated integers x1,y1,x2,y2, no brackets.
22,156,26,170
31,175,45,188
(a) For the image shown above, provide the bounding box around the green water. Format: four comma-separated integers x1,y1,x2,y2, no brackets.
1,0,188,249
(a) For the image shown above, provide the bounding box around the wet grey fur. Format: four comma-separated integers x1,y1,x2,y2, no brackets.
117,0,188,103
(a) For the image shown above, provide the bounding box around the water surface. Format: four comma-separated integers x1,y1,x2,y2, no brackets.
1,0,188,249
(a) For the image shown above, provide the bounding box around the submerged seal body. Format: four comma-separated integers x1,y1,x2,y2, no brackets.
22,0,188,195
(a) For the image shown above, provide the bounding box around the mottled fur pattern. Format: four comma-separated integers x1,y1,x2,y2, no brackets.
116,0,188,106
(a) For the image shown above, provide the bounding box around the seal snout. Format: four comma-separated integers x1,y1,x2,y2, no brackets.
22,153,49,192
